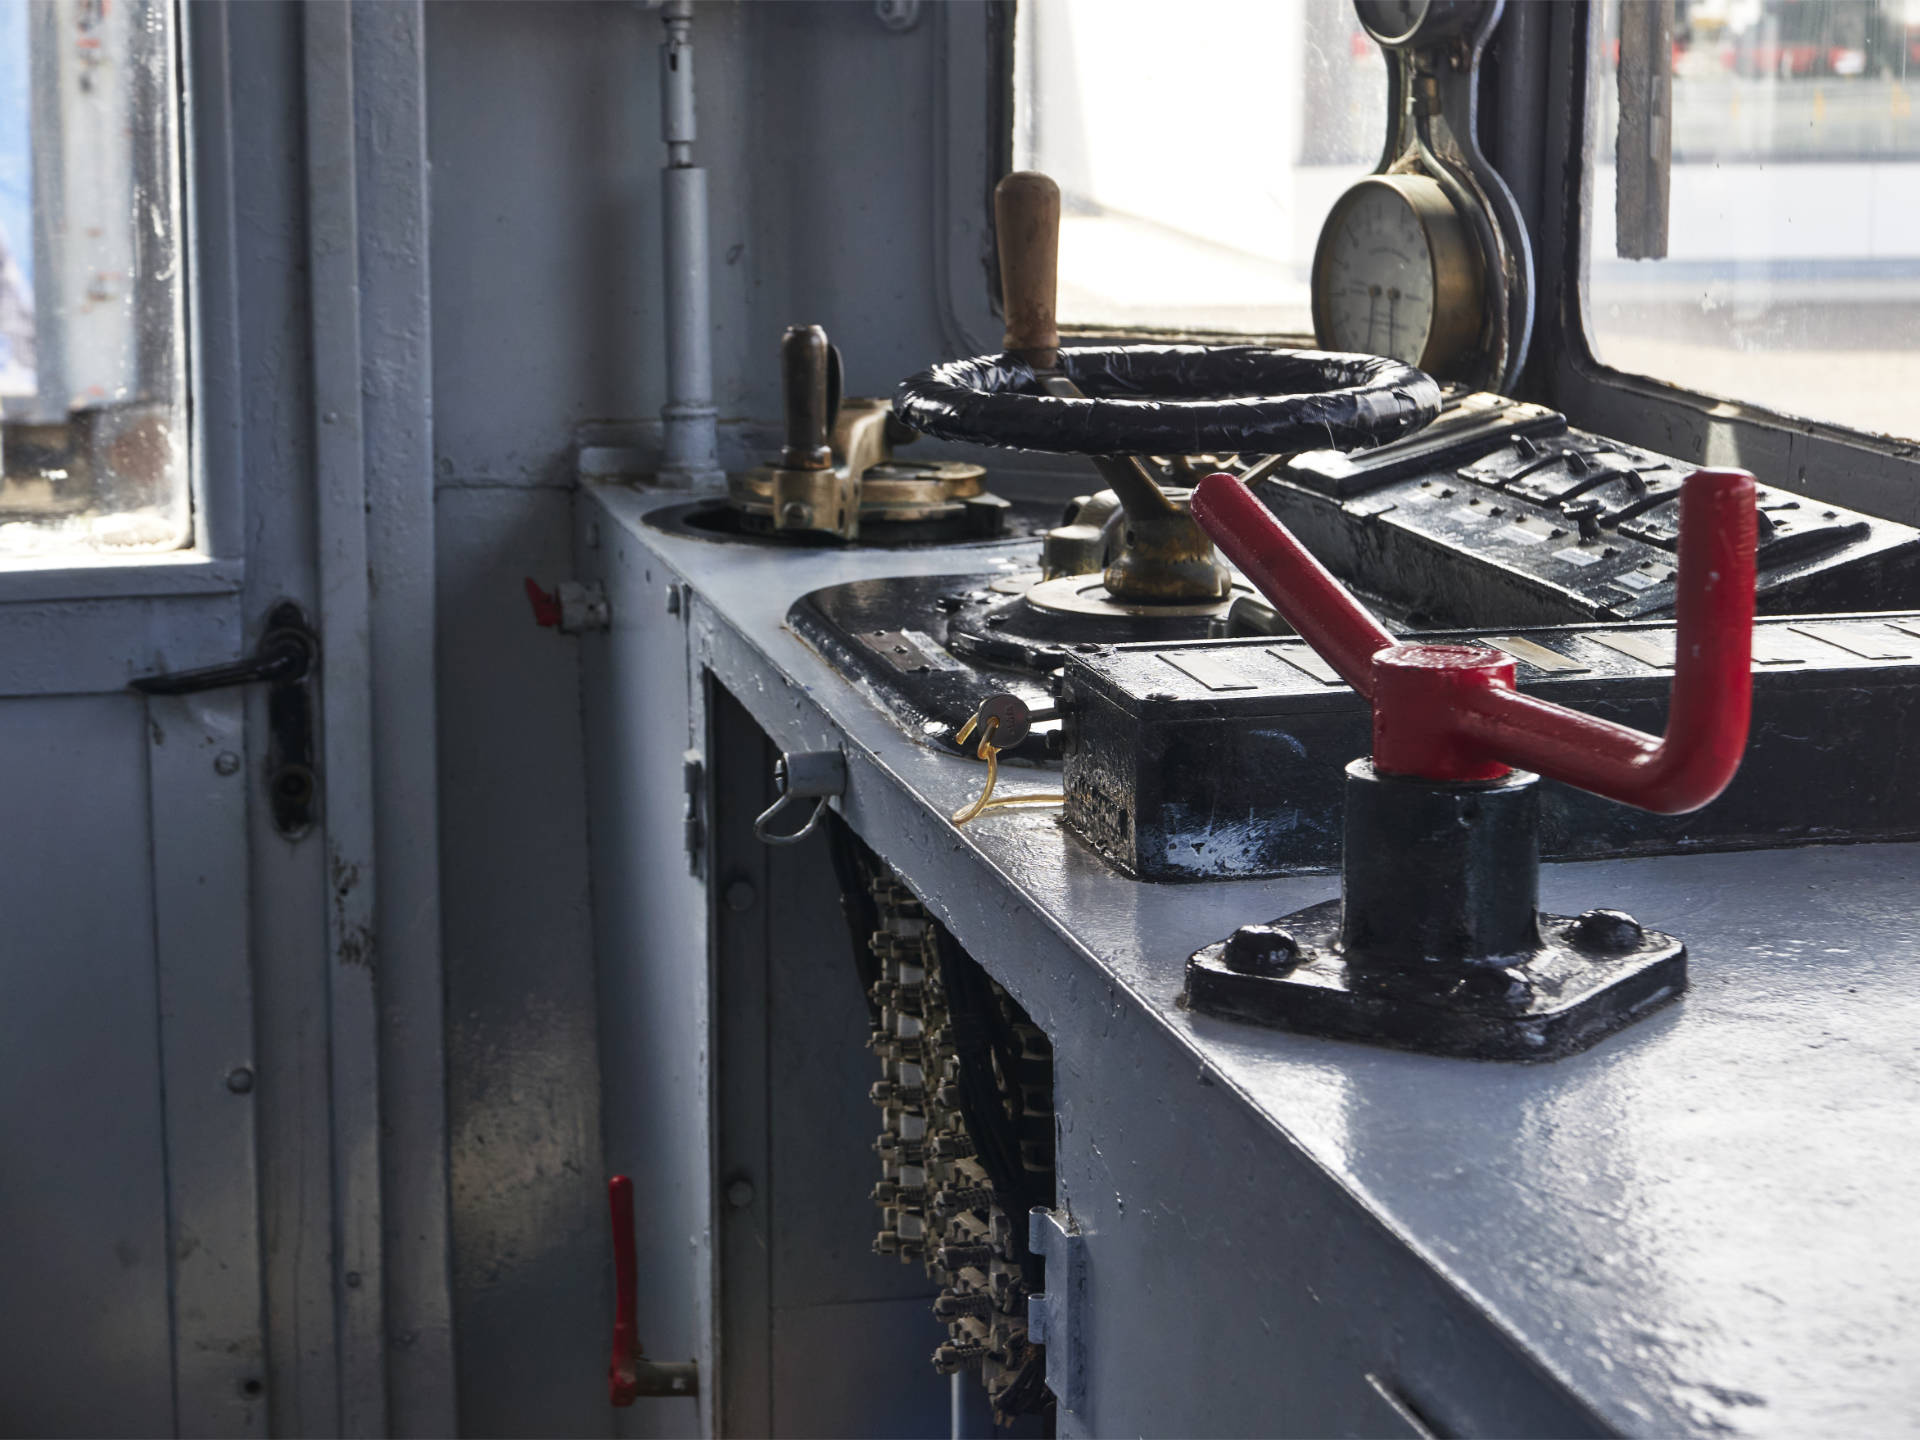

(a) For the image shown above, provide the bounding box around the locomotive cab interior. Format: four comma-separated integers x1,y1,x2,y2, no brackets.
4,1,1919,1436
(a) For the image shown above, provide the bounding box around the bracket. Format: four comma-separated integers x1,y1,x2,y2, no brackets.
1026,1205,1086,1415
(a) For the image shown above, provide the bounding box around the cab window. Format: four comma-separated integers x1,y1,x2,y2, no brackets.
1583,0,1920,442
1012,0,1384,336
0,0,188,562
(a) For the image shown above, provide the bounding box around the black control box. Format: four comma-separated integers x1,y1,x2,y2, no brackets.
1259,394,1920,627
1059,614,1920,881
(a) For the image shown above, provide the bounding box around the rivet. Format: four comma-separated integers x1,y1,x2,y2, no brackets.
345,1271,362,1289
226,1065,255,1094
214,751,242,776
726,1178,755,1209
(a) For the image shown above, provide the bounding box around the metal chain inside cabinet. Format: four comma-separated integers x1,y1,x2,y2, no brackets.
852,852,1056,1422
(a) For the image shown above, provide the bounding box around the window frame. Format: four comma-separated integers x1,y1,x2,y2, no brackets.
963,1,1920,526
1531,0,1920,527
0,0,242,600
964,0,1323,352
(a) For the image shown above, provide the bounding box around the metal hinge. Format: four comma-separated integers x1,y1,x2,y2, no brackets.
1028,1205,1086,1415
683,750,705,875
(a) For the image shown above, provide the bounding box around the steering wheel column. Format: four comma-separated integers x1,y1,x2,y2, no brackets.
896,172,1444,610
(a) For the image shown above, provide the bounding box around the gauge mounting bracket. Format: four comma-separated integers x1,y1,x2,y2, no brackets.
1322,0,1534,393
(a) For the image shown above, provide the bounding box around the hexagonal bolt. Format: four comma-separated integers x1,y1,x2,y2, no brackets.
1224,922,1301,976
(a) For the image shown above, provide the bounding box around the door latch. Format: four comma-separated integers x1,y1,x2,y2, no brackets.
131,601,321,839
752,749,846,846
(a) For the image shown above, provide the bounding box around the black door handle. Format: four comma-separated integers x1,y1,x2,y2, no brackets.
131,605,317,694
130,602,321,838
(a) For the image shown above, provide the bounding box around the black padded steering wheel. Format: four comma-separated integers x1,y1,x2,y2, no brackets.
892,344,1441,456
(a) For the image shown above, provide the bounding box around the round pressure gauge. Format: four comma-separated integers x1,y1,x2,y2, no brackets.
1310,173,1485,376
1354,0,1497,48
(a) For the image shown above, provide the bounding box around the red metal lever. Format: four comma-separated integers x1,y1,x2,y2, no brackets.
1191,468,1758,814
608,1175,641,1406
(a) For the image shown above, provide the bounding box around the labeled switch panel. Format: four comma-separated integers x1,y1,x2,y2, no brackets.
1263,398,1920,627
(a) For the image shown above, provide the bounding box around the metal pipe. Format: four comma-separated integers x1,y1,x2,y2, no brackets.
657,0,722,485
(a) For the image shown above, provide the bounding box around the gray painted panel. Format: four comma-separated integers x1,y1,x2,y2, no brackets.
577,501,713,1440
736,3,950,412
426,2,666,485
764,816,937,1315
438,485,606,1438
304,8,390,1429
425,2,976,486
351,3,458,1430
592,482,1920,1437
771,1298,952,1440
219,2,339,1422
0,594,244,698
708,682,946,1437
145,689,266,1437
0,695,174,1435
711,686,775,1437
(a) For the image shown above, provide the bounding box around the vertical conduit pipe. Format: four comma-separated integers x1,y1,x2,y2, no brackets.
658,0,724,484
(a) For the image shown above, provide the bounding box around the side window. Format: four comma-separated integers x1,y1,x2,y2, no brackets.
1583,0,1919,442
0,0,187,562
1011,0,1384,335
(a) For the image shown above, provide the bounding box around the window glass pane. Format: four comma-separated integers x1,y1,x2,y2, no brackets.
0,0,188,562
1012,0,1385,334
1585,0,1920,441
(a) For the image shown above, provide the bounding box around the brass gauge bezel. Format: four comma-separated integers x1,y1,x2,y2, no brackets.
1310,173,1486,380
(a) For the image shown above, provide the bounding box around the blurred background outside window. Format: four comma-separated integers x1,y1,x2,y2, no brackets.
0,0,188,564
1587,0,1920,441
1012,0,1384,335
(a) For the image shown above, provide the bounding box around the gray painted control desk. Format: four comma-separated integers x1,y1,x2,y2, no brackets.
583,482,1920,1439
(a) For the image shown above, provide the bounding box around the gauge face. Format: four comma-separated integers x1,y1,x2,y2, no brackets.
1354,0,1491,47
1311,174,1484,377
1353,0,1430,45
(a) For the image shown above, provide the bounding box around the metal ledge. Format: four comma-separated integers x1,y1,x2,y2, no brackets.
586,479,1920,1437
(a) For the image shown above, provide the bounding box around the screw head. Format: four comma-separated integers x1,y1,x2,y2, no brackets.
214,751,242,776
724,878,757,913
725,1178,755,1209
781,501,813,527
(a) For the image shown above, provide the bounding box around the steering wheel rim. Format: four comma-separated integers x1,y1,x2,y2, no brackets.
892,344,1441,456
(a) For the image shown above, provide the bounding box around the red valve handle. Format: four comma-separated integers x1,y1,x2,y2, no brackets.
609,1175,641,1406
1190,468,1758,815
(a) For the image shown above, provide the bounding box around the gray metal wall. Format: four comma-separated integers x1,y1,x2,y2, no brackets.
422,3,971,1430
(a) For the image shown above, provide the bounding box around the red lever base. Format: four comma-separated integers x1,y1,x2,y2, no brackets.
1183,761,1688,1061
1186,894,1687,1062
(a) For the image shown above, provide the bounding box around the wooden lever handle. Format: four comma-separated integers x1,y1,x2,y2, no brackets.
995,171,1061,367
779,324,834,470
